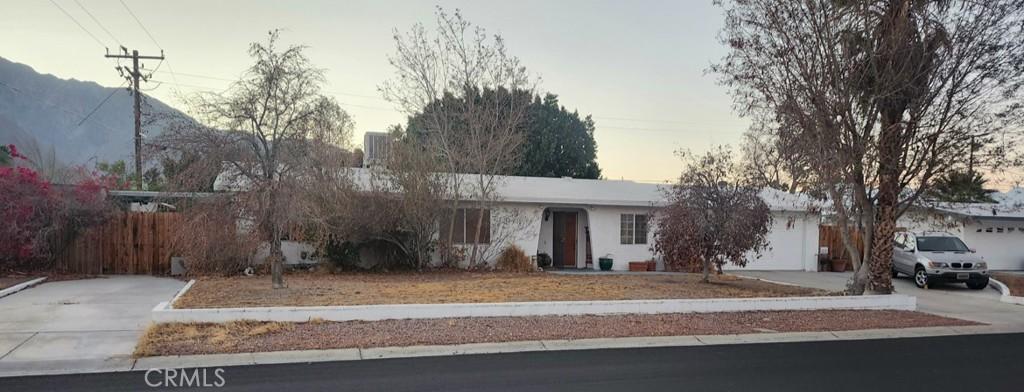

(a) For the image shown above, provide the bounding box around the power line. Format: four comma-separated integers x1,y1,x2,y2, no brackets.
119,0,161,49
147,78,397,111
118,0,180,87
48,0,106,49
77,80,128,126
73,0,120,46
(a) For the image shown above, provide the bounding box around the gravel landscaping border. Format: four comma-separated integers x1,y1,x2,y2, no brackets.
135,309,980,357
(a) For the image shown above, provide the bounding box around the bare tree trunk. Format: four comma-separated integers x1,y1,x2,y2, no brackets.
702,257,711,283
270,225,285,289
268,187,286,289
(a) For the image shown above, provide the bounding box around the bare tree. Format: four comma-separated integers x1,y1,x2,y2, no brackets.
300,127,446,270
654,147,773,283
713,0,1024,294
738,122,812,194
381,7,536,268
151,30,354,288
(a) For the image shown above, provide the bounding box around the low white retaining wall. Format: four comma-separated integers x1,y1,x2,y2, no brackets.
990,278,1024,305
0,277,46,299
152,293,917,323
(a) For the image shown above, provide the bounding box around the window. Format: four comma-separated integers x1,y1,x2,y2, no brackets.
620,214,648,244
440,208,490,244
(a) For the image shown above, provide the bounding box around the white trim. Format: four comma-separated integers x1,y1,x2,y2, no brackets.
152,293,916,323
0,277,46,299
167,279,195,309
989,278,1024,305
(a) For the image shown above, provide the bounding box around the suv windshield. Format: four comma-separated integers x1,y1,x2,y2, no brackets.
916,236,970,252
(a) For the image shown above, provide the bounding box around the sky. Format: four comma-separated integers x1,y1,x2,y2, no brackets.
3,0,751,183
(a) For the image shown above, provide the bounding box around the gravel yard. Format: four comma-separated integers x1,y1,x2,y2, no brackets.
135,310,978,357
174,272,828,308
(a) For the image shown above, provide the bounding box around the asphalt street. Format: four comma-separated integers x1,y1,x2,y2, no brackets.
2,333,1021,391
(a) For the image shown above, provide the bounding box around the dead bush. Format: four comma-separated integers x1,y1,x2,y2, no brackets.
495,245,534,272
172,196,257,276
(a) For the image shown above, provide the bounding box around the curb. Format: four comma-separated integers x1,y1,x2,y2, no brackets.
153,294,916,323
167,279,196,309
730,273,814,288
0,277,47,299
989,278,1024,305
126,324,1024,371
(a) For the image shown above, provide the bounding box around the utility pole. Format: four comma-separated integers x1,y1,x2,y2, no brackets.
105,46,164,190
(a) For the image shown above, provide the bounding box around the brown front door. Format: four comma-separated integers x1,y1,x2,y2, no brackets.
552,212,578,268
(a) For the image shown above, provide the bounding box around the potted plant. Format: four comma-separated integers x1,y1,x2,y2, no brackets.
830,257,848,273
536,253,552,269
598,255,613,271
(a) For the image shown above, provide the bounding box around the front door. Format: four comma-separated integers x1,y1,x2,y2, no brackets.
552,212,578,268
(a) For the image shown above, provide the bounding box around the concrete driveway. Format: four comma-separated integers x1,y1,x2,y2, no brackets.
734,271,1024,326
0,276,185,377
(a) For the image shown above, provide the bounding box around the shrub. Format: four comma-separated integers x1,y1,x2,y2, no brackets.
1,149,114,271
171,196,257,275
536,253,552,268
495,245,534,272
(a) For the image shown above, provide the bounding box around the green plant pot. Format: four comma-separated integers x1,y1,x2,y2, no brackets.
598,257,613,271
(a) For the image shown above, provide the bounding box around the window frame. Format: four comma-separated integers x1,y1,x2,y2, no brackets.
441,208,491,245
620,213,648,245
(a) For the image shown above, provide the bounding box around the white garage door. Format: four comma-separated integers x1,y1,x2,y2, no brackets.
964,222,1024,271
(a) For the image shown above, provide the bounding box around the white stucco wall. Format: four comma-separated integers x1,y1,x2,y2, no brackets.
722,212,819,271
586,205,658,270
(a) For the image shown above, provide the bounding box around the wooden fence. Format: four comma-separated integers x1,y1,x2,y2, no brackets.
54,212,182,275
818,225,864,262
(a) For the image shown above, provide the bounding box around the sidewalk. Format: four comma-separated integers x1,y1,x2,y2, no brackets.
3,323,1021,378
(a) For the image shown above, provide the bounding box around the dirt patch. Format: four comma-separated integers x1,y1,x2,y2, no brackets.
993,273,1024,296
135,310,979,357
0,276,37,290
175,272,828,308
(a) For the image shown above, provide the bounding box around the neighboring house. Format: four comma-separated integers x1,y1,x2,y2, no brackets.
898,190,1024,270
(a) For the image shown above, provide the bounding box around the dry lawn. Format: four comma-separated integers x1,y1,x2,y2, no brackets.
135,310,979,357
174,272,828,308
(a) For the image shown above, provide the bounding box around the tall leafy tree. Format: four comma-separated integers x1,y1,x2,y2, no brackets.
404,91,601,179
517,94,601,179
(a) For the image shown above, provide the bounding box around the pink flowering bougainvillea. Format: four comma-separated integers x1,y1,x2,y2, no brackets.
0,145,113,270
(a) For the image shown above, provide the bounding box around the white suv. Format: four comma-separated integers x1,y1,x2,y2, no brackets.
892,231,989,289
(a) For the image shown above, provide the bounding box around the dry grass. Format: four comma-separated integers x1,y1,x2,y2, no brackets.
135,310,979,357
993,272,1024,296
174,271,827,309
135,320,293,357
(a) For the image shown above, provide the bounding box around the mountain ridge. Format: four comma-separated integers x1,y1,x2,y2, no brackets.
0,56,185,167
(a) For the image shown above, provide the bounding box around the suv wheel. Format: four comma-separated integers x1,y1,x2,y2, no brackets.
966,277,989,290
914,266,928,288
891,268,899,278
